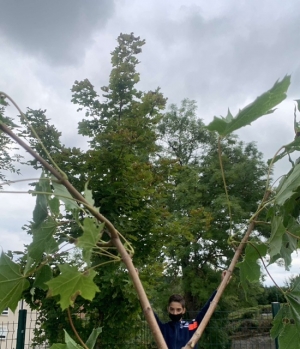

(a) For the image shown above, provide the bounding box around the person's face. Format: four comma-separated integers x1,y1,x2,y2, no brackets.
168,301,186,316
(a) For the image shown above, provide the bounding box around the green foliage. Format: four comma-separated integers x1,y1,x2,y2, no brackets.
156,100,268,311
268,137,300,165
7,32,166,347
206,76,290,137
0,168,118,342
70,33,168,271
158,99,213,164
199,315,231,349
257,286,287,304
54,330,82,349
18,108,64,169
0,252,30,313
28,218,59,259
270,100,300,165
271,277,300,348
34,265,53,290
46,265,99,310
77,219,105,266
85,328,103,349
236,242,267,293
52,179,80,211
261,161,300,272
275,163,300,206
32,172,49,226
0,106,22,183
49,328,102,349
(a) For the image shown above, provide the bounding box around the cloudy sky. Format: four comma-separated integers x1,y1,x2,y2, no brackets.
1,0,300,286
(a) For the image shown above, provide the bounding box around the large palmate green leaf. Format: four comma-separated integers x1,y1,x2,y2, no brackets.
52,178,79,211
0,252,30,313
28,217,59,259
84,182,95,207
275,163,300,206
272,307,300,349
76,218,105,266
269,216,285,261
206,76,290,136
46,264,99,310
278,324,300,349
280,232,298,269
269,216,299,269
270,305,283,339
32,172,51,227
49,196,60,216
236,241,267,292
271,276,300,349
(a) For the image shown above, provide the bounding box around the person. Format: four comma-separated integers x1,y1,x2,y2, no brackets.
154,271,227,349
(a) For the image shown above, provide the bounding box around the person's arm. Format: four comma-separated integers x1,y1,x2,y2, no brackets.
154,312,163,326
195,290,217,324
195,271,228,324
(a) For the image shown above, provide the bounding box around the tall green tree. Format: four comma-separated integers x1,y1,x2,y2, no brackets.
156,99,268,311
0,103,22,184
21,33,168,347
70,33,167,263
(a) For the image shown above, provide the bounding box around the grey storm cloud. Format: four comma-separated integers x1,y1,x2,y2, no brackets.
0,0,115,65
136,0,300,117
1,0,300,280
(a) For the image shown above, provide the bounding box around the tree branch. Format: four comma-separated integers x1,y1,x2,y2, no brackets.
182,190,271,349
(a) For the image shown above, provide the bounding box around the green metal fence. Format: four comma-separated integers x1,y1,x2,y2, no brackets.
0,305,279,349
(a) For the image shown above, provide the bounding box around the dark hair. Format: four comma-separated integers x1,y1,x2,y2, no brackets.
168,294,185,308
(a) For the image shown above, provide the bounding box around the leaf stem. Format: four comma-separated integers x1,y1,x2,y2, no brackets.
218,137,233,234
248,198,274,222
285,230,300,240
0,178,50,186
0,191,28,194
88,259,120,271
247,241,284,294
253,221,271,225
67,307,89,349
93,247,120,260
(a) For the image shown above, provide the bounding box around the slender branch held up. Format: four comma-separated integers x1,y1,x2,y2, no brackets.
182,190,271,349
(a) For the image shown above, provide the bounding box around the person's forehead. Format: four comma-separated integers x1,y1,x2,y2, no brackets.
168,301,184,309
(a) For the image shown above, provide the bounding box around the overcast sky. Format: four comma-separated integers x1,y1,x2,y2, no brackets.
1,0,300,286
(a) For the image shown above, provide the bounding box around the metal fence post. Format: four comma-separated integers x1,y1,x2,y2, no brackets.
271,302,280,349
16,308,27,349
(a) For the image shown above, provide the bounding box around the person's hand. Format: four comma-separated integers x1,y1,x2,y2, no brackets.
221,270,232,283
